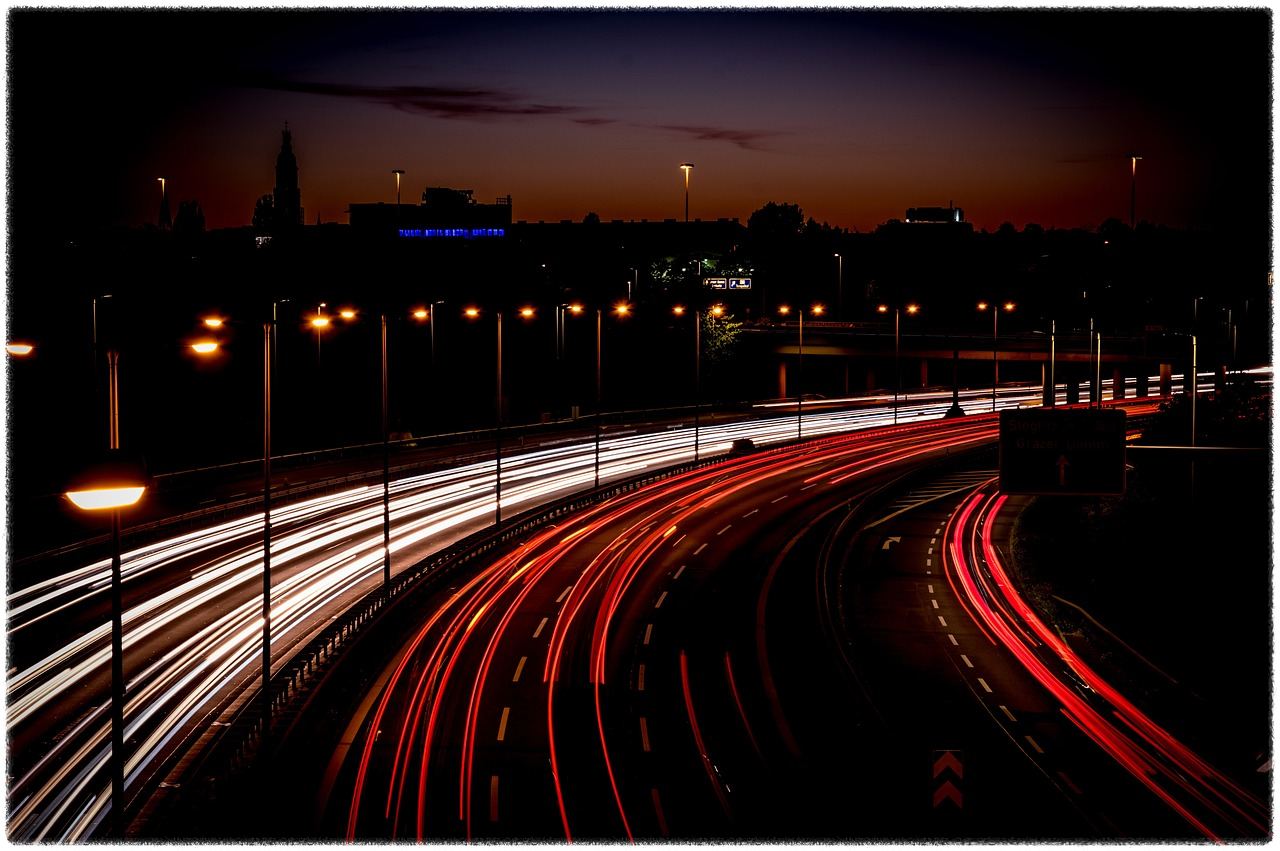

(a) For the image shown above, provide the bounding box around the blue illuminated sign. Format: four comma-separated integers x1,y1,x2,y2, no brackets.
399,228,506,239
729,277,752,289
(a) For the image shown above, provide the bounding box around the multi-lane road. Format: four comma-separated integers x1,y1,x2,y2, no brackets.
6,374,1269,841
221,395,1264,841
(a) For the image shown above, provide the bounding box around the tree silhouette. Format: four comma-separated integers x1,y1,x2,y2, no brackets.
252,194,274,230
173,200,206,234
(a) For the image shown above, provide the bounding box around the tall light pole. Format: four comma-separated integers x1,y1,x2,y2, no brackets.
878,304,919,424
834,254,843,320
780,304,821,440
260,320,273,749
64,349,148,838
157,176,171,230
977,301,1014,412
380,313,391,589
679,163,694,222
1129,154,1142,230
392,169,405,231
596,308,603,487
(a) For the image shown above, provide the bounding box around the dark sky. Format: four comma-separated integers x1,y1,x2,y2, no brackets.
6,3,1275,234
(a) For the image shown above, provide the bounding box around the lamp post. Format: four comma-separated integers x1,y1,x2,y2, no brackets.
380,313,391,588
679,163,694,222
977,301,1014,412
878,304,919,424
312,303,329,368
64,349,149,838
834,254,843,320
259,320,274,746
780,304,822,440
1130,154,1142,230
466,307,506,523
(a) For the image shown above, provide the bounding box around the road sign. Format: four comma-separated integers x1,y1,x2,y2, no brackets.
999,408,1127,495
728,277,752,289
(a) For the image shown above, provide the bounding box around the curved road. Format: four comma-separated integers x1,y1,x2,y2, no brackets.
255,398,1266,842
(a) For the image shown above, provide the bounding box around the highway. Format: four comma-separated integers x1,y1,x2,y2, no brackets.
311,416,1007,840
278,393,1268,841
5,370,1259,840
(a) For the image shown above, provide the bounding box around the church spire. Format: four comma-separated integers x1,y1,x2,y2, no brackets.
273,123,302,228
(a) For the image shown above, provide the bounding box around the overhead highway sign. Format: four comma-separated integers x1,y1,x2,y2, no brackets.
999,408,1127,495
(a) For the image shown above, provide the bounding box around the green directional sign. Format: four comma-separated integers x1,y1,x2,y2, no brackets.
999,408,1127,495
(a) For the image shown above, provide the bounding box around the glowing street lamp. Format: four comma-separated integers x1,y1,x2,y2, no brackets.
977,300,1015,412
780,304,823,440
679,163,694,222
1130,154,1142,230
878,303,919,424
63,347,151,837
6,342,34,356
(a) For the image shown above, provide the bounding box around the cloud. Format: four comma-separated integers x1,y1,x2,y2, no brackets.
240,74,584,120
654,124,777,151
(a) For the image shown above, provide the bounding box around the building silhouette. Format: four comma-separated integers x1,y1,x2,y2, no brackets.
273,124,303,228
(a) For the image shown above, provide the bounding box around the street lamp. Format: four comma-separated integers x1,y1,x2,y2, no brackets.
679,163,694,222
977,300,1014,412
834,254,843,320
779,304,822,440
199,312,277,754
1130,154,1142,230
878,303,919,424
312,303,330,368
465,307,510,523
63,348,149,838
674,304,711,461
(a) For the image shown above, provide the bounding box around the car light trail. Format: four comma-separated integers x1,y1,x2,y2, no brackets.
338,416,1003,840
944,488,1270,840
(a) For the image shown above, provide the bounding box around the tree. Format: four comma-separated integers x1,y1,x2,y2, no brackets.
747,202,804,242
173,200,205,234
583,212,601,225
700,309,743,401
252,195,274,230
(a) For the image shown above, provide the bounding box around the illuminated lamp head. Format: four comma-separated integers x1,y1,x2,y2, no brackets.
65,449,150,511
